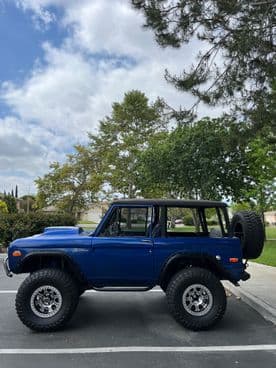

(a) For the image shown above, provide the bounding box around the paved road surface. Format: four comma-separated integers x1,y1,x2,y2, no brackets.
0,265,275,368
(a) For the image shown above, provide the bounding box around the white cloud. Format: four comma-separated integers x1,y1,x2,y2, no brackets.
1,0,223,195
63,0,156,59
2,43,101,138
15,0,57,28
2,44,194,141
0,116,66,194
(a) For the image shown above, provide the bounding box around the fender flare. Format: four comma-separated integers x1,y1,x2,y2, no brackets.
16,250,86,283
159,252,237,286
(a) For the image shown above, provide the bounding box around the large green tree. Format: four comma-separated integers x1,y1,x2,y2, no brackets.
88,90,169,197
132,1,276,132
36,145,102,215
138,117,249,199
241,134,276,220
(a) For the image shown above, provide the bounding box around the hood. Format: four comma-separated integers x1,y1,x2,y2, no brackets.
42,226,84,236
8,226,92,266
8,226,93,251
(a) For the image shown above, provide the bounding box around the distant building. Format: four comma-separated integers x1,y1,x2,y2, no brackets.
41,205,58,213
41,202,109,223
79,202,109,223
264,211,276,226
15,198,24,213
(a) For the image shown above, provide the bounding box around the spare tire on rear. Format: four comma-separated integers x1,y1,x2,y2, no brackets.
230,211,264,259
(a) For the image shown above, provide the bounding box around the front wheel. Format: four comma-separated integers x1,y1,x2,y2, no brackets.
166,267,226,331
16,268,79,332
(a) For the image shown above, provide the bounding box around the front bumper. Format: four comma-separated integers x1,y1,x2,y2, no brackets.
3,257,12,277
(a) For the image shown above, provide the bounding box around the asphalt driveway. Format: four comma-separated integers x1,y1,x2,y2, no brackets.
0,266,275,368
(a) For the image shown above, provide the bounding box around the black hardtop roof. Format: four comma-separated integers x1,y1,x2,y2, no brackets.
111,199,227,208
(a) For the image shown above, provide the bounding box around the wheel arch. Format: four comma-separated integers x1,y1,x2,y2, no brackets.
159,253,234,291
17,251,87,285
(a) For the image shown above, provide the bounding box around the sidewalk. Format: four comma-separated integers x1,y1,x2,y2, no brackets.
225,262,276,325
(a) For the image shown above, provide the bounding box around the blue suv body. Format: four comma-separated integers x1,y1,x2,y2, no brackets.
5,199,260,332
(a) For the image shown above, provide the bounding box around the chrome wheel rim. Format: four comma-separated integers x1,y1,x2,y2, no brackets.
30,285,62,318
182,284,213,316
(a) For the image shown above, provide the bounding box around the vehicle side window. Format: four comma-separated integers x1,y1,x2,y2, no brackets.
99,206,152,237
167,207,203,236
205,208,225,237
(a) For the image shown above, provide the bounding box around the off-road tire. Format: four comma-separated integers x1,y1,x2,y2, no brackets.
16,268,79,332
166,267,226,331
230,211,264,259
78,287,86,296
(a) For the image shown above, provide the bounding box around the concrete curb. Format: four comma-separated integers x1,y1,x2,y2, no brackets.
224,281,276,325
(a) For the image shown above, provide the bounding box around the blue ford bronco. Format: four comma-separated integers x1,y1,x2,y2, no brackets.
4,199,264,332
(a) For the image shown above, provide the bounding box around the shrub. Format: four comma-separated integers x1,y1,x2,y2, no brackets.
207,219,219,226
184,215,194,226
0,200,8,214
3,195,17,213
0,212,76,248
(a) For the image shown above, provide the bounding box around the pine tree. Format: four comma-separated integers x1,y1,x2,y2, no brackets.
132,0,276,134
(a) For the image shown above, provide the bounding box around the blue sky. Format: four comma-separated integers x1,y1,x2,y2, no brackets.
0,1,67,120
0,2,65,83
0,0,221,196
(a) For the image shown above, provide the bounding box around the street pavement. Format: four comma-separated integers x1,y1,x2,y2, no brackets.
0,265,276,368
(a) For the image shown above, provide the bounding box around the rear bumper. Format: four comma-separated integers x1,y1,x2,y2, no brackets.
3,257,12,277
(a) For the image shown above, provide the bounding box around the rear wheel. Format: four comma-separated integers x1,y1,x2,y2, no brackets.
166,267,226,331
16,268,79,332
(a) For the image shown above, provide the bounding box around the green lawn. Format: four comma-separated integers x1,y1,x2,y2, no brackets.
78,220,98,225
253,240,276,267
168,225,196,232
266,226,276,239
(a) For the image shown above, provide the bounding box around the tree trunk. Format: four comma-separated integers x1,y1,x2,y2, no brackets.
191,209,200,232
128,183,133,198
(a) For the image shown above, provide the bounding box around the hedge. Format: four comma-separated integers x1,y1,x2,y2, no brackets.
184,215,194,226
207,219,219,226
0,212,76,248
